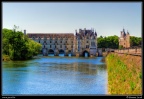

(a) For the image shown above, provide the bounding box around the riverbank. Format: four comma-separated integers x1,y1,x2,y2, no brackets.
2,55,11,61
105,52,142,94
2,54,41,61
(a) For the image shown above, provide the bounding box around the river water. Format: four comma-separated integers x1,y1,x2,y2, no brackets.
2,55,107,95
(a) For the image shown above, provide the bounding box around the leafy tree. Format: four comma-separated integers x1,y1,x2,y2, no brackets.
130,36,142,47
97,35,119,49
2,26,42,60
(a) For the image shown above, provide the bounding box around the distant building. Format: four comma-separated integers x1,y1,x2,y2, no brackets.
119,28,130,48
26,28,98,57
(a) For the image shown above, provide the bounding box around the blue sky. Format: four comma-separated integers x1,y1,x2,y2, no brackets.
2,2,142,37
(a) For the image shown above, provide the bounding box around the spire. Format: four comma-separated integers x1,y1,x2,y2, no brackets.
75,29,77,35
95,30,97,36
127,30,129,34
123,26,125,32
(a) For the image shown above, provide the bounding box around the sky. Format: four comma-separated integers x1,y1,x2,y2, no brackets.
2,2,142,37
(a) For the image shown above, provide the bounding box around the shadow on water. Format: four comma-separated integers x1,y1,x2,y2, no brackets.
2,61,28,68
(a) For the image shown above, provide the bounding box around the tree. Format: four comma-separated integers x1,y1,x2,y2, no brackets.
97,35,119,49
2,26,42,60
130,36,142,47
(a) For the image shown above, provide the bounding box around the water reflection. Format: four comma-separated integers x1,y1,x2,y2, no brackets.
2,57,107,95
59,54,64,57
48,54,54,56
68,53,71,57
51,63,98,75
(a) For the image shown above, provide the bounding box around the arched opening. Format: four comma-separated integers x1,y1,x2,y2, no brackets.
48,49,54,56
82,50,90,57
68,50,72,57
59,49,65,56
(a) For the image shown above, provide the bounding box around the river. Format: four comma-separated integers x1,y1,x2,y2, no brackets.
2,55,107,95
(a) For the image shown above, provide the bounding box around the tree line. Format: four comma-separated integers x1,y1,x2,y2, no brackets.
2,26,42,60
97,35,142,49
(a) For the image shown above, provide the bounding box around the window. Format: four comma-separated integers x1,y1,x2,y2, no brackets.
60,41,62,43
71,45,73,48
87,41,89,43
39,41,40,43
44,45,45,48
50,41,51,43
71,41,73,43
55,41,57,43
60,45,62,48
50,45,51,48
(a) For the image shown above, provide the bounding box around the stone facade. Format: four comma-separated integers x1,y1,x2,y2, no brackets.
75,28,97,56
26,28,98,57
119,28,130,48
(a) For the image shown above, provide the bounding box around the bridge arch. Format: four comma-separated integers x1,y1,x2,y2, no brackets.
59,49,65,54
82,50,90,57
48,49,54,54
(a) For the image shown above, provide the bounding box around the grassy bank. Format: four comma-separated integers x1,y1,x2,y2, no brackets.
106,53,142,95
2,54,11,61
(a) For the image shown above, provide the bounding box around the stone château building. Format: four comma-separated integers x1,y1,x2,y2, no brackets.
75,28,97,57
26,28,98,57
119,28,130,48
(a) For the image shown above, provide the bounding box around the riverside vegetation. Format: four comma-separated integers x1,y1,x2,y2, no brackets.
106,53,142,94
2,25,42,61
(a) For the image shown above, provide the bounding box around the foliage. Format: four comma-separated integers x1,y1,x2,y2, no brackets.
118,45,123,49
97,35,119,49
130,36,142,47
2,55,11,61
97,35,142,49
2,26,42,60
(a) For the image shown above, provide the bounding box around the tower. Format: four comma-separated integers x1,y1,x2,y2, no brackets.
126,30,130,48
119,28,130,48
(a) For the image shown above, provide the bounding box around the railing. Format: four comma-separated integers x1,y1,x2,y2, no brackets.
114,48,142,56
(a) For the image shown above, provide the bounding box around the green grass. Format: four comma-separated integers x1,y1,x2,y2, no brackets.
106,53,142,95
